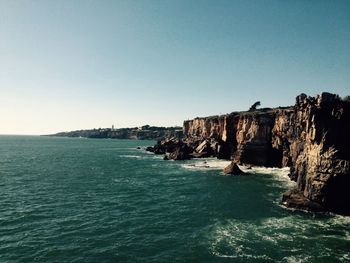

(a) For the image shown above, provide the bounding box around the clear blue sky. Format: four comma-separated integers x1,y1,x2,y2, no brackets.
1,0,349,134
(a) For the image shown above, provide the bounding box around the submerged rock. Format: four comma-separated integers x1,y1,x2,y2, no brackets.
223,162,246,175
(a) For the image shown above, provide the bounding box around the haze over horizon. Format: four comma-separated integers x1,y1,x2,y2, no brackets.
1,0,349,135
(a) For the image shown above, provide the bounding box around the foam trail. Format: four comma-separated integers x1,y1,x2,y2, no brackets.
181,158,231,171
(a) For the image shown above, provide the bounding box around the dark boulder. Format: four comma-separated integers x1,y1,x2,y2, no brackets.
145,146,154,152
168,145,192,160
282,189,326,213
223,162,246,175
153,144,166,154
153,137,186,154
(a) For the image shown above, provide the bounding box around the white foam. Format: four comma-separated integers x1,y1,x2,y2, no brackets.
181,158,231,171
180,158,291,174
212,251,273,261
329,214,350,226
281,255,312,263
245,166,296,188
207,215,350,262
180,159,295,185
119,155,142,159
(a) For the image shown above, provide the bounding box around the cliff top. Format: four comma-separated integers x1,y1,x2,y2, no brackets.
185,106,293,122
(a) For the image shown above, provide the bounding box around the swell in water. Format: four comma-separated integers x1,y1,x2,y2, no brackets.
0,136,348,263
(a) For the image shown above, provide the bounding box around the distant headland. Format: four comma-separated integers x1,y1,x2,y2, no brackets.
47,125,183,140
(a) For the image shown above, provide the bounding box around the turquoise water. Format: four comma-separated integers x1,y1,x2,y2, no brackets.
0,136,349,263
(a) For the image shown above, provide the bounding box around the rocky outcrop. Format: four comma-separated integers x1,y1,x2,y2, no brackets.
223,162,246,175
152,92,350,215
281,189,326,213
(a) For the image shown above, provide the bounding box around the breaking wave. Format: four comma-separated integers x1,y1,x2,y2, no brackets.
207,214,350,262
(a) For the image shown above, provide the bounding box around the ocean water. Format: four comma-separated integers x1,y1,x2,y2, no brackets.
0,136,349,263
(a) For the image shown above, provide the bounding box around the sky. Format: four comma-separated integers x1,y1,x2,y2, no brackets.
1,0,349,135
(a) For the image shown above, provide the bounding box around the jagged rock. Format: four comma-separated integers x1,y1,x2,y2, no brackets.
145,146,154,152
195,140,214,157
223,162,246,175
152,137,185,154
153,144,166,154
168,145,192,160
282,189,326,213
183,114,237,159
195,140,208,153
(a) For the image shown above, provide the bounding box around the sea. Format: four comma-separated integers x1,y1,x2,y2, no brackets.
0,136,349,263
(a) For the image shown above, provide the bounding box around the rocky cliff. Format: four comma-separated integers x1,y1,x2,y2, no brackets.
282,93,350,215
183,108,289,167
151,92,350,215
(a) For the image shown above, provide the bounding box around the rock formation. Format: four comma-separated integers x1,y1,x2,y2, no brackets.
152,92,350,215
223,162,246,175
282,93,350,215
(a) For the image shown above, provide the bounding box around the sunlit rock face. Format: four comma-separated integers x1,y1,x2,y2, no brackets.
183,110,287,166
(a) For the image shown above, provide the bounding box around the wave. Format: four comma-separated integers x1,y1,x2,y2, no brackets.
250,167,296,188
207,215,350,262
180,158,231,171
118,155,143,159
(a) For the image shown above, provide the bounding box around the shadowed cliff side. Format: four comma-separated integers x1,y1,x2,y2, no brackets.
282,93,350,215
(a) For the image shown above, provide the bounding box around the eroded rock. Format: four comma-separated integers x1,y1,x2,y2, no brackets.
223,162,246,175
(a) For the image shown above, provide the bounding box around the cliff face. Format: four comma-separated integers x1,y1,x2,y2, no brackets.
183,115,234,141
183,109,288,167
234,112,282,167
283,93,350,215
180,92,350,215
183,114,237,158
